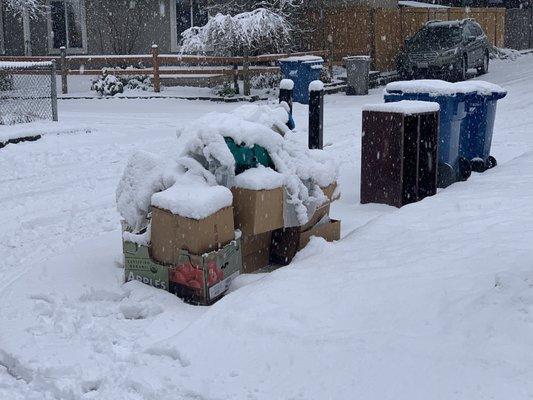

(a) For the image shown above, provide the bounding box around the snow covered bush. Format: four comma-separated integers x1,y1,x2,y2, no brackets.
251,73,282,90
91,69,124,96
123,74,152,91
91,69,152,96
212,82,238,98
180,8,291,56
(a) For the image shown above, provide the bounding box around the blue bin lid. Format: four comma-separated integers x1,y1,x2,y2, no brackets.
385,79,507,100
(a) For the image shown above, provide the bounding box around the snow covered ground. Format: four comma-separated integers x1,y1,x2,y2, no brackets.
1,55,533,399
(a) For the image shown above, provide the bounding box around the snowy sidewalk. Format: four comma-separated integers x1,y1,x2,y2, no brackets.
1,55,533,399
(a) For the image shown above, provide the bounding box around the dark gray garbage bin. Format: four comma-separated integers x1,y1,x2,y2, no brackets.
344,56,371,95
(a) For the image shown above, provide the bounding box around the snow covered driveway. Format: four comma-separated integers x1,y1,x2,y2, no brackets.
1,55,533,399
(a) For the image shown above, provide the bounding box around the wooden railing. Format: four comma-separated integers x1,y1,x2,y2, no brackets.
0,47,330,96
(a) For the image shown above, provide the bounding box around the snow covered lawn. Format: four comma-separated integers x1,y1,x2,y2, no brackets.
1,55,533,399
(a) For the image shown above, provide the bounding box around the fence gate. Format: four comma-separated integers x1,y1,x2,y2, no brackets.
0,61,58,125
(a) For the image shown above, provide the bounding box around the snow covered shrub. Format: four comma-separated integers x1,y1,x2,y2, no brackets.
91,69,124,96
180,8,292,57
251,73,281,90
122,74,152,91
212,82,238,98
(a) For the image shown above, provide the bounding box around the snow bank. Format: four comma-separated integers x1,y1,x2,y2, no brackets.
151,177,232,220
385,79,506,96
309,80,325,92
0,121,91,143
234,166,284,190
363,100,440,114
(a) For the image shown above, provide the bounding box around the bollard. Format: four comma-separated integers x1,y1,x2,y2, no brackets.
308,80,324,150
280,79,295,130
279,79,294,114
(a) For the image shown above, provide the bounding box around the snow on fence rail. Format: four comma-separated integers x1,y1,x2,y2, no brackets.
0,48,330,96
0,61,58,125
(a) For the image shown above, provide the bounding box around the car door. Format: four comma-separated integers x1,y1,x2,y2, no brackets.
467,23,484,66
463,24,479,68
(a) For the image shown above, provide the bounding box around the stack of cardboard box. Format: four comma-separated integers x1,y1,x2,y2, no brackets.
122,179,340,304
232,180,341,272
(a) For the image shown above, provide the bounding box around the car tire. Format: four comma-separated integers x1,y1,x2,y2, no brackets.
477,51,489,75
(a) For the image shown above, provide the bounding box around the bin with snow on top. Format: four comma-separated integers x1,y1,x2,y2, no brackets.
384,80,475,188
361,100,439,208
456,81,507,172
279,55,323,104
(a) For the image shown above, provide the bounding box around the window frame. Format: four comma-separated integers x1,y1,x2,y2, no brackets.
46,0,87,54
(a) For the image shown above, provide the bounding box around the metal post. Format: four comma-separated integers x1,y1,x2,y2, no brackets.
50,60,59,122
152,44,160,93
60,46,68,94
308,80,324,150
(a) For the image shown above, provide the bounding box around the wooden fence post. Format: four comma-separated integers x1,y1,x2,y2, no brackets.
60,46,68,95
233,63,240,94
151,44,160,93
243,54,250,96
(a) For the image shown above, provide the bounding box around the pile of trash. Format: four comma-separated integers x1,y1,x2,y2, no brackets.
117,103,340,305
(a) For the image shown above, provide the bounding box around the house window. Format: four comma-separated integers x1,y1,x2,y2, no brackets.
48,0,86,53
170,0,208,52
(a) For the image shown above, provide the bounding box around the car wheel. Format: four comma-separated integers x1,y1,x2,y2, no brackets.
477,51,489,75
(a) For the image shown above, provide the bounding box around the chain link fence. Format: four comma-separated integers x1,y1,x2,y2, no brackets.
0,61,58,125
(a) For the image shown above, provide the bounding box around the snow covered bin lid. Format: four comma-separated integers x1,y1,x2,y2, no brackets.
363,100,440,115
385,79,506,99
278,55,324,63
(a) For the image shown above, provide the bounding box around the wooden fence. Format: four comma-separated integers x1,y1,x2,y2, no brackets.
305,6,506,71
0,47,330,96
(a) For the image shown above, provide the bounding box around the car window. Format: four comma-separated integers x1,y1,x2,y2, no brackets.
463,24,476,39
472,23,484,37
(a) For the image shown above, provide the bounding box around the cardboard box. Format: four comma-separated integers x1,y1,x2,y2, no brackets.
150,206,235,265
270,219,341,265
231,187,284,235
124,239,242,306
242,246,270,273
241,231,272,273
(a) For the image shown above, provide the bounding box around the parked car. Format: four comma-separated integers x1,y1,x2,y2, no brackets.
396,19,491,82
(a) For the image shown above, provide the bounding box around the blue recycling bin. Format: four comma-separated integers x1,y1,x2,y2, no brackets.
460,87,507,172
384,82,471,187
279,56,323,104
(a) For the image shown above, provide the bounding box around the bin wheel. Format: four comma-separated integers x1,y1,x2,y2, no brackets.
471,158,487,173
438,162,456,188
485,155,497,170
458,157,472,181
